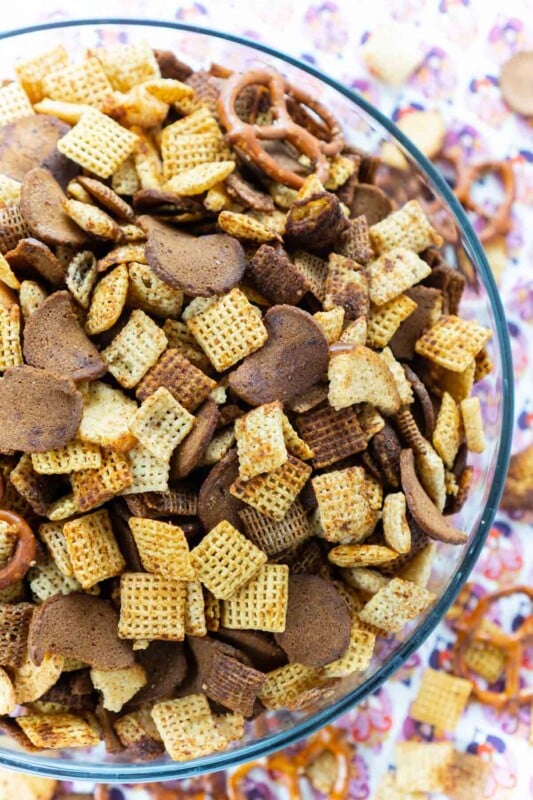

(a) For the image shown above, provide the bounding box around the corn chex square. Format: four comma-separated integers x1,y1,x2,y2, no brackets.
461,396,485,453
46,493,79,522
15,44,70,103
415,314,492,372
218,210,280,243
322,618,376,677
102,309,167,389
358,577,435,633
165,161,235,196
129,518,195,581
462,620,506,683
90,664,147,713
162,319,212,372
396,741,454,794
281,414,313,460
38,522,73,576
71,448,133,512
368,247,432,306
63,509,125,589
258,662,324,710
446,750,491,800
95,40,160,92
31,440,102,475
119,572,186,640
0,82,34,127
120,444,169,495
187,288,267,372
0,305,23,371
57,108,138,179
127,261,184,319
369,199,443,254
312,466,379,543
230,454,312,522
17,713,100,749
136,348,215,411
163,107,221,137
151,694,226,761
410,667,472,731
366,294,418,348
190,520,267,600
221,564,289,633
0,602,34,668
42,57,112,108
235,402,287,479
239,500,310,556
129,387,194,462
184,580,207,637
162,132,228,180
114,710,162,756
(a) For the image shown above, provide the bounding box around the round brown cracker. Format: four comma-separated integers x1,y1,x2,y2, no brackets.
126,641,187,708
350,183,392,226
215,627,287,672
198,448,245,532
77,176,135,221
0,114,79,188
500,51,533,116
171,399,219,479
20,167,89,247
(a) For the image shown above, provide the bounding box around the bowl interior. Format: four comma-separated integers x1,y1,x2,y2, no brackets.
0,19,513,782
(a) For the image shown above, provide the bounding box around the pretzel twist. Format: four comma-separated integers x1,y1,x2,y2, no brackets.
0,509,37,588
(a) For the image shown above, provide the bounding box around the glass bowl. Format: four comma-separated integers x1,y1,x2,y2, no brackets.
0,18,513,783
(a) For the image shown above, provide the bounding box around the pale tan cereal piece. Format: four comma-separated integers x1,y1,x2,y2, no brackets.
462,619,506,683
85,264,128,335
474,346,494,382
163,107,221,137
0,771,58,800
15,45,70,103
398,542,436,588
235,402,287,479
0,82,34,126
379,346,414,405
104,84,169,130
359,577,435,633
222,564,289,633
132,128,163,189
340,316,367,346
416,441,447,511
204,182,233,212
313,306,345,344
19,280,48,320
165,161,235,196
190,520,267,600
461,397,485,453
0,666,15,714
65,251,98,310
373,773,426,800
312,466,379,543
92,39,159,91
0,304,23,370
13,652,64,704
415,314,492,372
102,309,167,388
213,712,245,744
322,618,376,677
66,179,94,204
184,580,207,637
218,210,280,243
239,500,310,556
200,425,236,466
90,664,147,712
258,662,324,710
268,181,299,209
127,261,183,318
368,248,431,306
204,589,221,632
181,296,217,321
446,750,491,800
97,242,147,271
324,153,357,190
151,694,226,761
292,250,328,301
42,56,112,107
28,561,92,602
79,381,137,452
411,667,472,731
305,749,339,796
281,414,314,460
31,440,101,476
367,294,417,348
0,174,22,208
341,566,389,595
287,383,328,414
230,454,312,522
57,108,138,179
120,444,169,495
129,387,194,462
17,713,100,749
112,156,140,195
396,741,454,793
357,404,385,439
369,200,442,254
129,518,195,581
46,493,79,522
162,132,228,180
38,522,73,576
0,252,20,289
71,448,133,512
64,509,125,589
187,288,267,372
209,383,227,404
397,110,445,160
120,223,146,242
362,23,423,86
119,572,186,640
33,98,92,125
144,78,194,104
328,345,400,414
430,359,476,404
382,492,411,554
328,544,399,567
63,198,123,242
433,391,463,467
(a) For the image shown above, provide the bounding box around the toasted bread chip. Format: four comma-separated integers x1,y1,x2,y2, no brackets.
433,392,463,468
127,261,183,319
129,518,195,581
312,466,379,543
221,564,289,633
64,509,125,589
235,402,287,479
313,306,345,344
0,304,23,371
328,544,399,567
460,397,485,453
230,454,312,522
382,492,411,554
369,200,442,254
362,23,424,85
341,313,368,346
18,280,47,320
328,345,400,414
322,618,376,677
165,161,235,196
187,287,267,372
218,210,280,243
258,662,325,710
102,309,167,389
239,500,310,557
91,663,147,713
136,348,215,411
38,522,73,576
15,45,70,103
151,694,226,761
71,448,132,512
66,179,94,203
336,214,374,265
0,174,22,209
287,383,329,414
162,132,228,180
78,381,137,452
46,493,79,521
57,108,138,179
65,251,98,310
247,244,309,306
324,253,369,320
367,294,417,349
0,82,34,126
411,667,472,731
17,712,100,749
368,247,431,306
42,56,112,108
358,577,435,633
84,264,128,335
415,314,492,372
295,401,366,469
129,387,194,462
396,741,454,794
95,40,160,92
119,572,186,640
31,440,101,475
63,198,123,243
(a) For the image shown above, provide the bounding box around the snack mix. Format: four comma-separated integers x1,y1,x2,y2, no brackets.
0,39,492,762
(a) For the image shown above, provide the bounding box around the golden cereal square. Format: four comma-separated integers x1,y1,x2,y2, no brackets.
162,132,227,180
71,448,133,512
38,522,73,576
129,518,195,580
358,577,435,633
313,307,345,344
235,402,287,479
190,520,267,600
446,750,491,800
0,82,34,126
31,440,102,475
17,713,100,749
95,40,160,92
217,210,279,243
230,454,312,522
0,305,23,371
184,580,207,637
102,309,167,389
12,651,64,705
42,57,113,107
312,466,378,543
119,572,186,641
373,773,426,800
369,199,443,254
366,294,418,349
129,387,194,462
15,45,70,103
120,444,170,495
165,161,235,196
396,741,454,794
368,248,432,306
461,396,486,453
221,564,289,633
90,664,147,713
415,314,492,372
258,663,324,710
127,261,184,319
410,668,472,731
151,694,226,761
322,618,376,677
57,108,138,179
63,509,125,589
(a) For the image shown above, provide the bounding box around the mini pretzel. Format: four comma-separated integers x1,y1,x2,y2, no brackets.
0,509,37,588
452,586,533,710
217,67,344,188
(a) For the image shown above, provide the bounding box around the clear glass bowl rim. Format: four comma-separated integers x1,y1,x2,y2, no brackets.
0,17,514,782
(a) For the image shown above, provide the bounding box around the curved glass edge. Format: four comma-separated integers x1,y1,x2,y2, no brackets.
0,17,514,782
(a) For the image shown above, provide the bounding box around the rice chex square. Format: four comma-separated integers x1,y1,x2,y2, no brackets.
230,454,312,522
151,694,226,761
57,108,139,179
369,199,443,254
129,387,194,462
102,309,168,389
221,564,289,633
119,572,186,640
63,509,125,589
129,518,195,581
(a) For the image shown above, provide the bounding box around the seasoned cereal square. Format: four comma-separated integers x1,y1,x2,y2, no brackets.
57,108,138,179
221,564,289,633
230,455,312,522
119,572,186,640
151,694,226,761
102,309,167,389
235,402,287,479
129,518,195,581
415,314,492,372
63,509,125,589
129,387,194,462
410,668,472,731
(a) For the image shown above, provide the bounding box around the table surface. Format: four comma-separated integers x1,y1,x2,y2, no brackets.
1,1,532,798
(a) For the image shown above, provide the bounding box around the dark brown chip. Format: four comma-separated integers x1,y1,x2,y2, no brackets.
215,628,287,672
225,172,275,212
0,114,79,188
172,399,219,479
127,641,187,708
0,366,83,454
28,593,135,669
136,349,216,411
198,448,245,532
123,486,198,519
179,635,251,696
239,499,310,556
95,702,124,754
216,404,245,429
154,49,193,81
325,255,369,320
184,70,221,113
23,291,107,382
41,670,97,712
274,574,351,668
204,651,265,717
140,216,246,296
349,183,392,226
424,261,465,316
285,191,348,249
6,237,65,286
370,422,402,488
8,454,59,516
229,305,329,406
133,188,202,213
77,176,135,221
389,285,442,360
446,465,474,515
20,167,88,247
335,215,374,264
247,244,310,305
0,205,30,253
294,401,367,469
0,602,34,668
499,51,533,116
403,363,436,438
